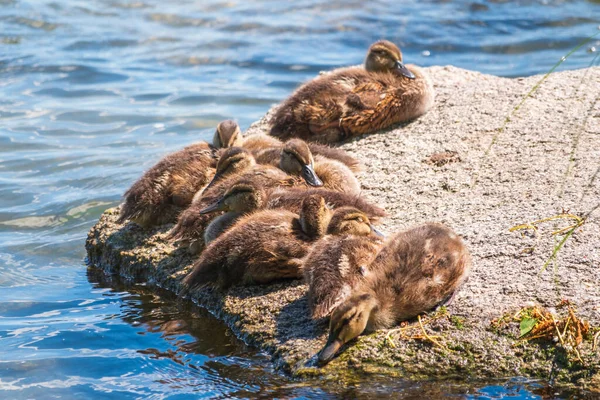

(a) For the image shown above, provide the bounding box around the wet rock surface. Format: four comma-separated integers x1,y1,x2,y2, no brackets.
86,66,600,390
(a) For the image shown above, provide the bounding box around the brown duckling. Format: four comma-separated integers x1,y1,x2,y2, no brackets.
199,180,386,245
117,121,244,228
270,40,434,143
200,180,266,245
169,148,299,254
117,142,217,228
255,138,361,194
304,232,384,320
182,195,333,290
318,223,471,364
213,120,361,172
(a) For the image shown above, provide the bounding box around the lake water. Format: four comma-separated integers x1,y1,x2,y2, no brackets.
1,0,599,398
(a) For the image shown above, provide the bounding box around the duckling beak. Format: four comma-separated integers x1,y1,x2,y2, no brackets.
317,338,343,365
302,164,323,187
370,224,385,238
202,172,222,194
199,199,225,214
395,61,415,79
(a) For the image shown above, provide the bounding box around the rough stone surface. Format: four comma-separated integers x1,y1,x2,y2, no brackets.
86,66,600,390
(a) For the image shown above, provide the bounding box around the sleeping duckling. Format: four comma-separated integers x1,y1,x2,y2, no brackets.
213,120,362,172
304,231,384,320
117,142,218,228
270,40,434,143
317,223,471,364
255,139,361,195
200,181,266,245
118,121,247,228
200,180,386,245
182,195,333,290
169,149,299,254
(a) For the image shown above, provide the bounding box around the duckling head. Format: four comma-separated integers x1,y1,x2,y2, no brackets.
327,207,384,237
280,139,323,187
365,40,415,79
203,147,255,192
200,180,265,214
298,194,332,238
212,120,243,148
318,292,378,365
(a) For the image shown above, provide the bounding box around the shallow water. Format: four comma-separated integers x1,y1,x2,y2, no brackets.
1,0,599,398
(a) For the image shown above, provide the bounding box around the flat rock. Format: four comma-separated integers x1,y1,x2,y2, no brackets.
86,65,600,390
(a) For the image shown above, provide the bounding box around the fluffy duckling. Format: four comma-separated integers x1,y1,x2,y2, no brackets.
318,223,471,364
213,120,361,172
304,233,384,320
182,195,333,290
117,141,218,228
169,150,299,254
270,40,434,143
200,181,266,245
255,139,361,195
200,180,386,245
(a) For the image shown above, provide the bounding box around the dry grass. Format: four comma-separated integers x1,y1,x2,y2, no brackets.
384,308,450,351
492,301,593,364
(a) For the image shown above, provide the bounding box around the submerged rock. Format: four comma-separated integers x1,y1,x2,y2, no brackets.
86,66,600,390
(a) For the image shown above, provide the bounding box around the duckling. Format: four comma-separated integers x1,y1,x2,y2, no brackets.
117,142,218,228
255,139,361,194
198,146,259,196
200,180,386,245
200,181,266,245
117,121,244,228
269,40,434,143
304,229,384,320
213,119,362,172
182,195,332,290
317,223,471,364
169,149,299,254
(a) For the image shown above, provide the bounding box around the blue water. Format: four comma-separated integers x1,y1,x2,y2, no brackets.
1,0,598,398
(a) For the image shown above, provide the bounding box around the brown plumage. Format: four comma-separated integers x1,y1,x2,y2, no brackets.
255,139,361,194
182,195,332,290
117,141,218,228
200,180,386,245
269,40,434,144
304,235,384,320
318,223,472,364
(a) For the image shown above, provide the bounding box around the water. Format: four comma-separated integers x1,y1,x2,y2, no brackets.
1,0,598,398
